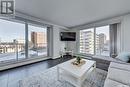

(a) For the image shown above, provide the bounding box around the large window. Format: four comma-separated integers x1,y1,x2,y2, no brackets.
28,24,47,58
95,25,110,56
0,19,25,62
80,25,110,56
0,19,48,63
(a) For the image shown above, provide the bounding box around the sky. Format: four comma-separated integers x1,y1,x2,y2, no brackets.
96,25,109,40
0,19,47,42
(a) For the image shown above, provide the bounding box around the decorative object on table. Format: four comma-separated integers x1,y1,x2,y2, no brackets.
76,56,81,64
64,47,69,55
71,59,86,67
71,56,86,67
64,47,67,51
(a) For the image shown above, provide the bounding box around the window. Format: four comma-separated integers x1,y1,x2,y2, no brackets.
79,25,110,56
28,24,47,58
0,19,25,62
80,28,94,54
0,19,48,63
95,25,110,56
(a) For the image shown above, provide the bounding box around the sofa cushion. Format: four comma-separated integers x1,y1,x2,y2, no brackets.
116,52,130,62
109,62,130,71
107,67,130,85
104,79,129,87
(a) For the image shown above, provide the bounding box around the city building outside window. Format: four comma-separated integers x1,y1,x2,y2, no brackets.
80,28,94,54
28,24,47,58
79,25,110,56
95,25,110,56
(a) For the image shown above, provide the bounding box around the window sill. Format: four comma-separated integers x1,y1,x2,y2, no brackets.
92,55,116,62
0,56,51,71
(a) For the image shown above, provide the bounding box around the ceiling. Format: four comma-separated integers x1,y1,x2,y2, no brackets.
15,0,130,28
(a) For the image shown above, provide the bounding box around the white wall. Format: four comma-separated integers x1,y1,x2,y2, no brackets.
52,26,67,59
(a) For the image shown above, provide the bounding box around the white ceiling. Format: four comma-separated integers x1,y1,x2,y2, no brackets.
15,0,130,28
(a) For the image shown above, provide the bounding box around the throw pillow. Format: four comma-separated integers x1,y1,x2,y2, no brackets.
116,52,130,62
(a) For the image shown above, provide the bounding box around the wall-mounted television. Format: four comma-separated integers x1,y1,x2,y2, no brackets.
60,32,76,41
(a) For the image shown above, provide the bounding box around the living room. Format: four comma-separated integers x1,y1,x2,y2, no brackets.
0,0,130,87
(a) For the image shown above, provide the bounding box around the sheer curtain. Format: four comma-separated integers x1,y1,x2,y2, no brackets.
110,23,121,57
47,26,53,57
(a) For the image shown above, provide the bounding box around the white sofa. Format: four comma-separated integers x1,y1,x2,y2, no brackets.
104,62,130,87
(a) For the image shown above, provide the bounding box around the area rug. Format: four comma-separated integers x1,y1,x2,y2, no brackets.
19,66,107,87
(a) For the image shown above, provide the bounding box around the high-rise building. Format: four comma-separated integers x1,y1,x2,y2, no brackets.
31,32,46,48
99,33,106,49
80,30,108,55
80,30,94,54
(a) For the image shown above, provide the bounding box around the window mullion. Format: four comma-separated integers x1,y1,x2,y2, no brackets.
25,22,28,58
94,27,96,55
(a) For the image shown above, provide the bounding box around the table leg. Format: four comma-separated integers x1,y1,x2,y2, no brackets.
93,62,96,74
77,79,82,87
94,63,96,69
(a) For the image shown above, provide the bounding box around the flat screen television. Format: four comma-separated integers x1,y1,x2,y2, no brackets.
60,32,76,41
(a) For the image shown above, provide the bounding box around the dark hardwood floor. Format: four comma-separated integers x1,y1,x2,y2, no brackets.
0,56,73,87
0,55,109,87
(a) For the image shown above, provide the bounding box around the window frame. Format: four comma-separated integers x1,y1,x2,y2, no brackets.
27,23,48,58
79,25,110,56
0,18,49,63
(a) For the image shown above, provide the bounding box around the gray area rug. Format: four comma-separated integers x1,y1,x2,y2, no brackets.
19,66,107,87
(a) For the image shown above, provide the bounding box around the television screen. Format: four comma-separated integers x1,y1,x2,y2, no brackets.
60,32,76,41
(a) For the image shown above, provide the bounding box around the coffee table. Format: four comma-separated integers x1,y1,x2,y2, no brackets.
57,58,96,87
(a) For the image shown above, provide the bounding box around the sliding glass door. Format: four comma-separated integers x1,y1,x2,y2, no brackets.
0,19,25,62
28,24,47,58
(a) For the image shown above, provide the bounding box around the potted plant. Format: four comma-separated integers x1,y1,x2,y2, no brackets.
76,56,82,64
